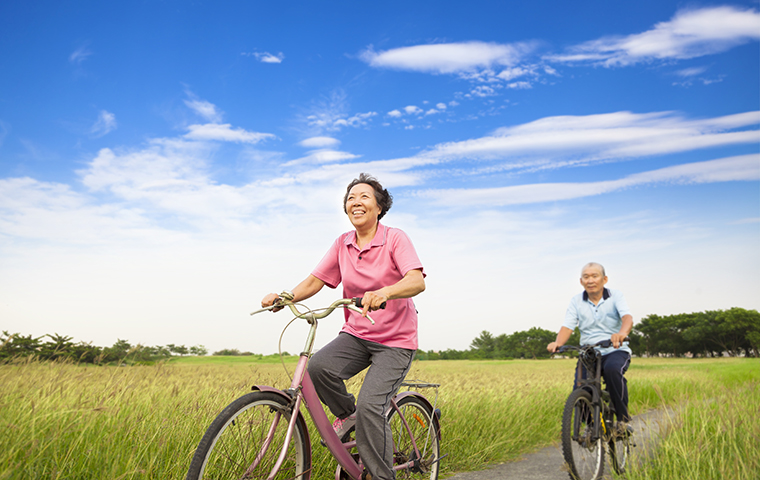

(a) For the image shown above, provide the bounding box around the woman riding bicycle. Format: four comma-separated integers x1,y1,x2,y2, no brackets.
261,173,426,480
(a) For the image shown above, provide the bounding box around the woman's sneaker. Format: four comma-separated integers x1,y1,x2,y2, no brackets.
333,412,357,438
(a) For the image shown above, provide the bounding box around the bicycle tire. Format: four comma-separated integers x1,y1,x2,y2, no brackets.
609,421,630,474
561,389,604,480
186,391,311,480
386,394,441,480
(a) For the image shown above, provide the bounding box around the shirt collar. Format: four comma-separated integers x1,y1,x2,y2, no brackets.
583,288,610,302
344,222,388,249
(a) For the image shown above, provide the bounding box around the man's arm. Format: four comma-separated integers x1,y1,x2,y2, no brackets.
547,326,574,353
611,314,633,348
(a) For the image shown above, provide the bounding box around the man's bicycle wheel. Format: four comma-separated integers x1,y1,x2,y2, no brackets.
561,389,604,480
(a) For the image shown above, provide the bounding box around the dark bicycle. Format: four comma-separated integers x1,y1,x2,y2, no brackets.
557,339,634,480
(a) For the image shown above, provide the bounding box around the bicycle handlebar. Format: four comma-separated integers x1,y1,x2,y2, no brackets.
557,337,630,354
250,292,383,325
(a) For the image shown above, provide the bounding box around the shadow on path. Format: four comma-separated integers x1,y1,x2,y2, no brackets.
443,408,674,480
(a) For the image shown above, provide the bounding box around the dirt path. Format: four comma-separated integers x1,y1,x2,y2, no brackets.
443,408,673,480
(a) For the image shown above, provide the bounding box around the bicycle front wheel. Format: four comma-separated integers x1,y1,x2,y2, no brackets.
609,422,631,474
186,391,311,480
387,395,441,480
561,389,604,480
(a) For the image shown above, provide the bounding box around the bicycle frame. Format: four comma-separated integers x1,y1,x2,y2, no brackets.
249,296,436,480
571,344,616,442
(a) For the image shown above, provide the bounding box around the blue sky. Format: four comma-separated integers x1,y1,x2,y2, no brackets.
1,1,758,355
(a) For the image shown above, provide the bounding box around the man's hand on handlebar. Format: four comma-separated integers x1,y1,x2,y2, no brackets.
610,333,628,349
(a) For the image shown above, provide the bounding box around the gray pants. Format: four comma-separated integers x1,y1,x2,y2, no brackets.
308,332,415,480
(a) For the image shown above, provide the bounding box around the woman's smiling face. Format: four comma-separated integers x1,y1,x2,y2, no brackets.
345,183,381,230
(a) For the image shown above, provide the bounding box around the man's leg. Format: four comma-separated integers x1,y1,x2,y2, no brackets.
601,350,631,422
308,333,370,419
354,342,415,480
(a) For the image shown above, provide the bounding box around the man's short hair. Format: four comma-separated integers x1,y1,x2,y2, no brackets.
581,262,606,277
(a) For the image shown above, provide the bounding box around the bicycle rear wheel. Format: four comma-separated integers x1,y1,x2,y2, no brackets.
186,391,311,480
561,389,604,480
387,395,441,480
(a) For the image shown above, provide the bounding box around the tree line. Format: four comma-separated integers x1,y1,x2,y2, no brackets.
3,307,757,364
415,307,759,360
0,331,208,365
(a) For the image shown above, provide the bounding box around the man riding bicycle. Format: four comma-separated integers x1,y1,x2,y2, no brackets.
547,262,633,430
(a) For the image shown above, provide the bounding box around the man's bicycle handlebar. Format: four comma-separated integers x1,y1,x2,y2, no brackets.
558,337,630,353
250,291,386,325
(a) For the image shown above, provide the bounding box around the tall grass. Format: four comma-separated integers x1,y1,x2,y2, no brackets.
0,356,757,479
626,380,760,480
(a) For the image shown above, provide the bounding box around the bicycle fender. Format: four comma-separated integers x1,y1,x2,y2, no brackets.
393,391,442,441
250,385,313,467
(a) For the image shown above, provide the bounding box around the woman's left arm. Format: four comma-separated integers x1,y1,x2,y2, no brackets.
360,269,425,316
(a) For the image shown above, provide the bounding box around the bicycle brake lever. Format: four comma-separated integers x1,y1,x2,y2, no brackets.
346,305,375,325
250,304,279,316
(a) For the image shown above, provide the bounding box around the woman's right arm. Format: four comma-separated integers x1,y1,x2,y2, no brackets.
261,274,326,308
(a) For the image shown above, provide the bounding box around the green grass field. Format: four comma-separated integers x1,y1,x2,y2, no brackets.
1,356,757,479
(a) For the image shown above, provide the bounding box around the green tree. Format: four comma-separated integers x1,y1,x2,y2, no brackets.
470,331,495,358
189,345,208,356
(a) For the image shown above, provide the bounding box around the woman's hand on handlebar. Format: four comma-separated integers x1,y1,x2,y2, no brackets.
261,293,283,312
360,290,388,317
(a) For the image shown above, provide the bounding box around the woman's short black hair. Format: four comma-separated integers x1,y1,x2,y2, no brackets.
343,173,393,220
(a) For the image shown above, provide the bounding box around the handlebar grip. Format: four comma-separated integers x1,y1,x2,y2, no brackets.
353,297,387,310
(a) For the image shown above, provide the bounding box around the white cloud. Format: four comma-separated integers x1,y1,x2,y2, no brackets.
303,91,377,132
283,149,359,167
415,154,760,206
417,110,760,168
89,110,117,138
299,136,340,148
334,111,377,129
360,41,536,74
387,110,403,118
468,85,498,97
184,98,224,123
184,123,276,144
436,103,447,110
497,67,532,81
548,6,760,66
675,66,708,77
506,81,532,89
69,45,92,65
243,51,285,63
404,105,423,115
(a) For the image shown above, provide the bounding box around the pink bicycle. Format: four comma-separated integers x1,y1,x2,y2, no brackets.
185,291,442,480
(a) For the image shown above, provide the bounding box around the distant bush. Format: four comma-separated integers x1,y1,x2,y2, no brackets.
212,348,255,356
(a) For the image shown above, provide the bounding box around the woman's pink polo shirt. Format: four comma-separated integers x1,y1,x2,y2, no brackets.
311,223,425,350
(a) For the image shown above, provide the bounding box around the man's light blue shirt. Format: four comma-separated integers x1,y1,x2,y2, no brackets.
563,288,632,356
